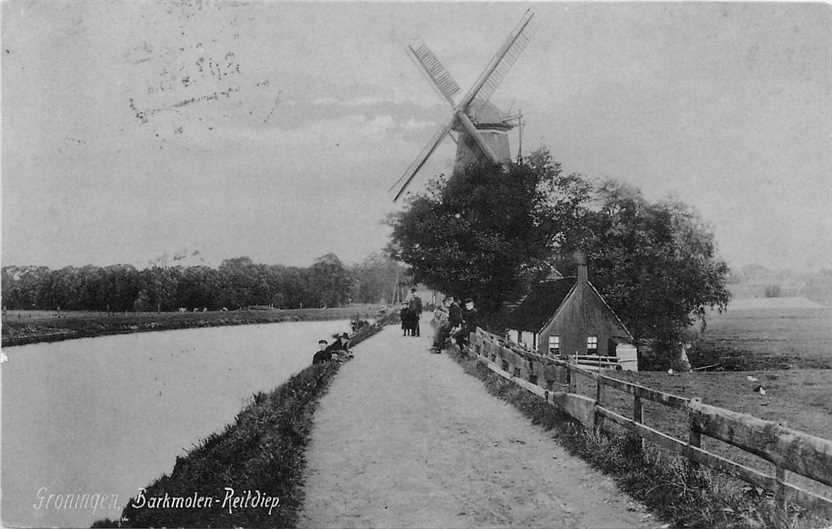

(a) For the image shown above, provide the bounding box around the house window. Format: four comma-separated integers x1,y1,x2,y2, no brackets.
521,331,535,350
587,336,598,353
548,336,560,356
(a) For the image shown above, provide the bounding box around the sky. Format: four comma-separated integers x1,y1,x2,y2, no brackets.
2,1,830,271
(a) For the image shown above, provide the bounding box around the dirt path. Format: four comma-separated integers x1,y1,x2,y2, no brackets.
299,325,663,529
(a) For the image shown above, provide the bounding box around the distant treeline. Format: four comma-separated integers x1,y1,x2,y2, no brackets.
728,264,832,304
2,253,408,312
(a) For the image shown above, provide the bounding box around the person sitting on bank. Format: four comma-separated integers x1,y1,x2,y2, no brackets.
326,332,352,358
313,339,332,364
340,332,353,357
339,332,351,353
432,297,453,353
455,297,478,349
448,296,463,329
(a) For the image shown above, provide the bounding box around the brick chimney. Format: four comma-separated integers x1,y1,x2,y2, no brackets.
574,250,588,284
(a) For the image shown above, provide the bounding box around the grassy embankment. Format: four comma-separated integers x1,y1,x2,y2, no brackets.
91,314,395,529
1,305,387,347
446,346,831,529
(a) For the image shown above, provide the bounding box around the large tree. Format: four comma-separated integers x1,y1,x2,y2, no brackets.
388,152,563,314
308,253,352,307
560,181,731,357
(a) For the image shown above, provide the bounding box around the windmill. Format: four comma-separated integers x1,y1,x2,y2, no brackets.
390,9,535,202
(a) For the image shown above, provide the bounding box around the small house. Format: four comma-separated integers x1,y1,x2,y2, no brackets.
506,254,637,371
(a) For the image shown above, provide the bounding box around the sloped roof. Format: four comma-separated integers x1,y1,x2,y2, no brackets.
507,278,576,332
587,282,634,341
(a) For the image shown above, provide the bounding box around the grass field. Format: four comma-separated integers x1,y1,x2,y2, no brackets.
564,298,832,439
572,300,832,504
691,303,832,370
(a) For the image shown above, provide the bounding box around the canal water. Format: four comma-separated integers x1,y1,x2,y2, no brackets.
1,320,353,528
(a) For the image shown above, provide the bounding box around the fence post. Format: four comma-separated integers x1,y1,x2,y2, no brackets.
567,365,576,394
633,394,645,450
687,399,702,472
774,464,788,529
592,370,604,435
633,394,643,423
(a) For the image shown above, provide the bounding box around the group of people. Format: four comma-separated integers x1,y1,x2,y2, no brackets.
399,288,423,337
312,332,353,364
433,295,478,352
311,288,475,363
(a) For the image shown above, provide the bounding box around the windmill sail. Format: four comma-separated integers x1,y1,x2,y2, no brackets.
461,9,535,114
391,119,454,201
469,29,532,118
408,41,461,104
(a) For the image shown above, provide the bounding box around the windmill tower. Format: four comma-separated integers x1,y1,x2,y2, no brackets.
390,10,535,201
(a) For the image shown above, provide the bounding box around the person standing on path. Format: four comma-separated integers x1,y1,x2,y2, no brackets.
408,288,423,337
400,303,412,336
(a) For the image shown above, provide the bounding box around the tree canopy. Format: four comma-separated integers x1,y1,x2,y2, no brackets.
388,149,731,353
564,181,731,347
2,253,408,312
388,153,562,314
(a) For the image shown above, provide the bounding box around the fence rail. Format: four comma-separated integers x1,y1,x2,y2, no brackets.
467,328,832,528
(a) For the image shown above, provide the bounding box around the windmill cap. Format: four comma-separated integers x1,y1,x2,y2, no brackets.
469,100,505,124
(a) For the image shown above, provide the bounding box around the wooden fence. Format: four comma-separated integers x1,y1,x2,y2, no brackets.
467,328,832,528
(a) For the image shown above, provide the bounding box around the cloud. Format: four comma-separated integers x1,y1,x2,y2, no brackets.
263,95,446,133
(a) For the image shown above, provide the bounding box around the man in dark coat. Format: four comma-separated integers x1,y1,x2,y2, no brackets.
400,303,412,336
456,298,479,348
448,296,463,328
408,288,423,337
312,339,331,364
